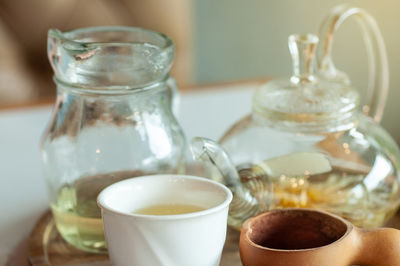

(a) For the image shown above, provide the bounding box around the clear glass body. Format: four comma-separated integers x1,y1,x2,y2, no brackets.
40,27,186,253
212,4,400,229
214,5,398,230
219,112,400,229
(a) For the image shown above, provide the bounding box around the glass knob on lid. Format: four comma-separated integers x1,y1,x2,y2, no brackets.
253,33,359,131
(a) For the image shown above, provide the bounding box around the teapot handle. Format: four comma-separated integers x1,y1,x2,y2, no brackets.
317,4,389,123
166,76,180,118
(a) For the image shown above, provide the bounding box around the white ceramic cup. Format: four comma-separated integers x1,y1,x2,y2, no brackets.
97,174,233,266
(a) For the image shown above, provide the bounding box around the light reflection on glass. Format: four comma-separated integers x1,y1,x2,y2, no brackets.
364,154,392,191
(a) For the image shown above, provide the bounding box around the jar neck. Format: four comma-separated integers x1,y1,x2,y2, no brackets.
54,74,170,97
49,75,173,138
54,76,172,121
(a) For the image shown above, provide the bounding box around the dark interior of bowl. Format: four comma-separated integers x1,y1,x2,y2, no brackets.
248,209,348,250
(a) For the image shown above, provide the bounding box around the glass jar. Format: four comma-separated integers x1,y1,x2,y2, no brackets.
40,26,186,253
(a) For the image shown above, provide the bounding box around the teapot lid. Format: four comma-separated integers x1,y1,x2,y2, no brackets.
253,34,359,129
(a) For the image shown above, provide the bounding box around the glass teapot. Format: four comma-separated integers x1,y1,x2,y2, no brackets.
40,26,186,253
191,5,400,230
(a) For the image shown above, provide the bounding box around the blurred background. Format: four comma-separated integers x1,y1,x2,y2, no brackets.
0,0,399,141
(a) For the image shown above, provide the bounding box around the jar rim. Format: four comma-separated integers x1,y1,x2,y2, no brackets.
48,26,173,51
48,26,175,89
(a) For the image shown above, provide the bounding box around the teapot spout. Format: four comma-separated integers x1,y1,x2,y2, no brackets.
190,137,243,190
47,28,99,82
190,137,271,227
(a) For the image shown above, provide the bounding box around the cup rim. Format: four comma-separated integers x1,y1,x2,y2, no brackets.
97,174,233,220
242,208,353,252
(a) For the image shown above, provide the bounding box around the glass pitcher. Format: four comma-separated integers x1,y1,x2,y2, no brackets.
193,5,400,230
40,26,186,253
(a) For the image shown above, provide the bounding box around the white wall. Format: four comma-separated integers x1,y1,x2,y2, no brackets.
193,0,400,143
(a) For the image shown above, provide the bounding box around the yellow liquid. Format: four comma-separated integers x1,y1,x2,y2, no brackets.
51,170,150,253
134,203,205,215
227,165,400,230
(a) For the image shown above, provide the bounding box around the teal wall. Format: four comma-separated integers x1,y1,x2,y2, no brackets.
193,0,400,142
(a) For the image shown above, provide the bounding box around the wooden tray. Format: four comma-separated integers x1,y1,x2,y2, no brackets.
28,211,241,266
29,209,400,266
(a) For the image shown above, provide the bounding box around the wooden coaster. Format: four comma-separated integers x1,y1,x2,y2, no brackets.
28,210,241,266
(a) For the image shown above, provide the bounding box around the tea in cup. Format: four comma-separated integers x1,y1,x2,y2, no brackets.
97,174,232,266
240,208,400,266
